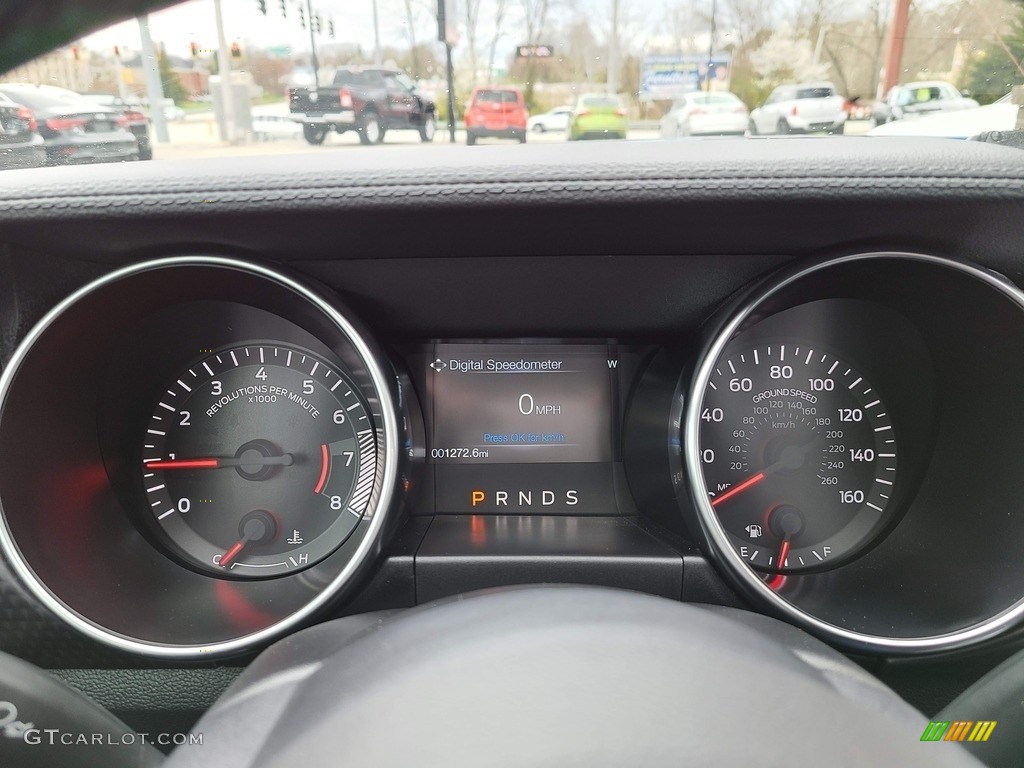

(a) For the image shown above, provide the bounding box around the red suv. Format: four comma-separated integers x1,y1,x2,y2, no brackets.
464,87,528,145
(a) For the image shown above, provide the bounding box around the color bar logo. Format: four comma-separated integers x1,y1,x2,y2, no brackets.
921,721,997,742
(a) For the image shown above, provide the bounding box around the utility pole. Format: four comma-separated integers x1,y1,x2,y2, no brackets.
438,0,456,142
113,46,129,102
372,0,383,66
705,0,717,92
306,0,320,88
137,15,169,144
812,26,828,68
881,0,911,95
608,0,620,93
213,0,235,142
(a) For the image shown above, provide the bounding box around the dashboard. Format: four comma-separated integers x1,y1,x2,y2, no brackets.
2,138,1024,730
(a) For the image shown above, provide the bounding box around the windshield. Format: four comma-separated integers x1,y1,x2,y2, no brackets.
581,95,622,108
796,87,835,100
475,89,520,103
0,0,1021,162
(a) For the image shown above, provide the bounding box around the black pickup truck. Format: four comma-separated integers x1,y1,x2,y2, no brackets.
289,67,437,145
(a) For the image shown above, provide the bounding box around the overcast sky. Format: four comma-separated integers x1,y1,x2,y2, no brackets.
84,0,419,57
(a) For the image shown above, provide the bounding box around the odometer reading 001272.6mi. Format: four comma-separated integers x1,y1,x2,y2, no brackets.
697,343,897,575
141,343,377,579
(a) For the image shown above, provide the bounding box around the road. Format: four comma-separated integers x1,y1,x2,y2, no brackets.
151,112,873,162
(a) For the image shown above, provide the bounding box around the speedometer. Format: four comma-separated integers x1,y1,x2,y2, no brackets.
698,342,897,575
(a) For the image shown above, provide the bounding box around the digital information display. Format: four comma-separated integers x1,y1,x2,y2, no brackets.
425,343,620,514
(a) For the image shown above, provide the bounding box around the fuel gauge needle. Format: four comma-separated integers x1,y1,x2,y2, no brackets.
766,538,791,590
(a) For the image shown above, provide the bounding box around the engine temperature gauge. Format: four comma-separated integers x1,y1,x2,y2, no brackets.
141,343,377,578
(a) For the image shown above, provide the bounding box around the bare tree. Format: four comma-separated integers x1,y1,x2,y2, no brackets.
463,0,484,85
662,1,702,54
521,0,554,104
718,0,778,50
486,0,511,81
607,0,623,91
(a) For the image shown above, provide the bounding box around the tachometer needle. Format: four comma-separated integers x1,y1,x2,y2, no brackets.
710,472,765,507
146,455,294,470
145,458,221,470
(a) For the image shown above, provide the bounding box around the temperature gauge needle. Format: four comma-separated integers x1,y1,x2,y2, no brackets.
219,539,248,569
218,516,272,569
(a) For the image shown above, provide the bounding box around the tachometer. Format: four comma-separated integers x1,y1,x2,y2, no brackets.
698,343,897,574
142,342,377,578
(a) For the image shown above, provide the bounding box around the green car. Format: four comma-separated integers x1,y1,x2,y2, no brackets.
568,93,628,140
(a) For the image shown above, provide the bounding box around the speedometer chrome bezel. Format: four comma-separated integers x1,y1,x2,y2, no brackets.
0,256,401,658
685,251,1024,654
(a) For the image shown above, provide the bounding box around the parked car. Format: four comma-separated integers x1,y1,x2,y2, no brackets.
76,92,153,160
162,102,187,121
83,92,184,124
748,82,847,135
868,91,1019,139
464,87,529,145
0,92,45,170
288,67,436,145
0,85,138,165
251,114,302,141
568,93,628,140
659,91,749,138
527,105,572,133
871,81,979,126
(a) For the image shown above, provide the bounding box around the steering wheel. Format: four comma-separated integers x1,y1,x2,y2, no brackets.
0,586,992,767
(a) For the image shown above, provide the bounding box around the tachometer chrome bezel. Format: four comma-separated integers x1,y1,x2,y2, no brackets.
0,256,401,658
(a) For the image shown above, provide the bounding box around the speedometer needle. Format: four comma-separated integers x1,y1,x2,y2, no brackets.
710,436,819,508
710,472,765,507
146,455,294,470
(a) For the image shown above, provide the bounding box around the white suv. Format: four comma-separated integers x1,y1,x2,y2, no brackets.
749,83,847,135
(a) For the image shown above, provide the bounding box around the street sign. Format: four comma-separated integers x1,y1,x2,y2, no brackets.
516,44,554,59
437,0,458,46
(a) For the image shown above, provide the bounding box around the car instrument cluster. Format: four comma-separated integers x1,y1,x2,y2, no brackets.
2,253,1024,658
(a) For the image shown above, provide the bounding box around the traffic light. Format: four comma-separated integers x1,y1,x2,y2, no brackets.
328,18,335,38
190,41,199,57
256,0,267,14
298,6,305,28
113,46,121,58
279,0,286,17
230,42,242,59
314,14,322,34
71,46,80,62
